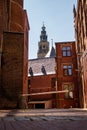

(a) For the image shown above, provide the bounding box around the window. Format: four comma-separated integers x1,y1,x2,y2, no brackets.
63,84,74,99
62,46,71,56
51,78,56,88
41,66,46,75
42,45,46,49
63,65,72,76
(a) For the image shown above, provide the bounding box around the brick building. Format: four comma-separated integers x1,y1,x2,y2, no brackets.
28,24,57,109
28,41,79,109
55,41,79,108
28,57,56,109
73,0,87,108
0,0,29,109
28,22,79,109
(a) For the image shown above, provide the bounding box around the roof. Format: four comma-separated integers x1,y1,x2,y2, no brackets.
45,46,56,58
28,57,56,76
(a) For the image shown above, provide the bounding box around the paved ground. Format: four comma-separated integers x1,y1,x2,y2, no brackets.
0,109,87,130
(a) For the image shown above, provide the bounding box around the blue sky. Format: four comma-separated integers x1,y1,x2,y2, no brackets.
24,0,77,59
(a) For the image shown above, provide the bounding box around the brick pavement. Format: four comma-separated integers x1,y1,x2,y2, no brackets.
0,109,87,130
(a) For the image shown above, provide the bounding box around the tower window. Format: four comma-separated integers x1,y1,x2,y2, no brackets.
42,45,46,49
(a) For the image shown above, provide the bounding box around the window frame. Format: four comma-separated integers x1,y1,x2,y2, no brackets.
63,65,72,76
62,46,71,57
63,83,74,99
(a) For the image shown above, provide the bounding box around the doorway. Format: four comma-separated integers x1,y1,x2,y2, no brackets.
35,103,45,109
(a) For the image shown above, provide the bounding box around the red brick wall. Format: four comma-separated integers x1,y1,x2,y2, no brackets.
10,1,24,32
28,74,56,107
0,0,24,34
0,0,25,46
13,0,24,7
0,1,4,47
1,32,24,108
82,50,87,108
0,52,1,92
0,0,29,109
0,1,3,31
23,11,29,95
56,42,79,108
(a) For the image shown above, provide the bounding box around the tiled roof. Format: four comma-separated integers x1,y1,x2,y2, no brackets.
28,57,56,76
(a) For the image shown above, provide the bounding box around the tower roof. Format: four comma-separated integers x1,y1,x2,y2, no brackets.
40,24,48,42
45,46,56,58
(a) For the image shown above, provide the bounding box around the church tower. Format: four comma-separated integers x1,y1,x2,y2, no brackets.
37,24,49,58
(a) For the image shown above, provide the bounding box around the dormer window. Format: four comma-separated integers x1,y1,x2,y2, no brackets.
41,66,46,75
29,67,33,76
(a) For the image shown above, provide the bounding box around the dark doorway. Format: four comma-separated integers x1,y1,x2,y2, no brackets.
35,103,45,109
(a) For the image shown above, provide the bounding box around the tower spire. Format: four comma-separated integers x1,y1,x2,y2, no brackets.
40,23,47,42
37,24,49,58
